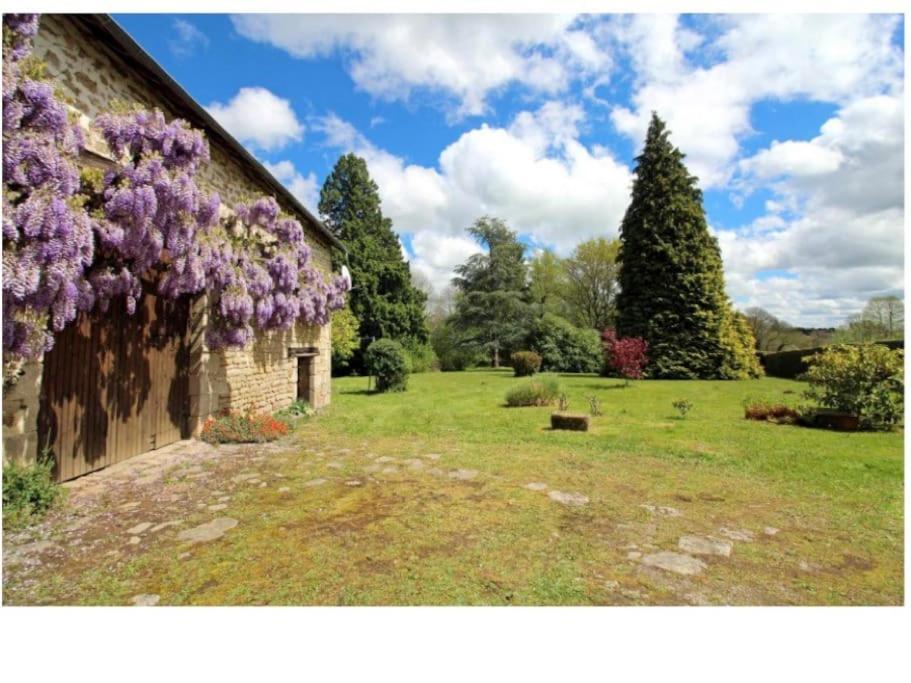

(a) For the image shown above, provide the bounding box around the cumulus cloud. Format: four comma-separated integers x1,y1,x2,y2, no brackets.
261,159,320,213
606,14,903,188
313,103,633,290
168,19,209,58
231,14,611,117
206,87,304,151
719,94,904,325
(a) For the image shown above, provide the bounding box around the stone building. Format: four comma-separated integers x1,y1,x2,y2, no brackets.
2,14,345,481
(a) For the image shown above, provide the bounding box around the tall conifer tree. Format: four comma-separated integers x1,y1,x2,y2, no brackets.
616,113,759,378
319,154,427,371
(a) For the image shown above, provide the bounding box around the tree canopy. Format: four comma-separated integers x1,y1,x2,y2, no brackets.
450,216,532,367
318,153,427,370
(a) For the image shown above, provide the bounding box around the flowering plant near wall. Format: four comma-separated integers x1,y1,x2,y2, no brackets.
202,196,350,349
3,14,95,361
2,14,349,382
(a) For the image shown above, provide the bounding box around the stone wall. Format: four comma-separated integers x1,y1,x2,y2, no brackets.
2,362,43,466
3,15,335,470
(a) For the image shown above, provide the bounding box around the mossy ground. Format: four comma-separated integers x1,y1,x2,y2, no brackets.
2,370,903,605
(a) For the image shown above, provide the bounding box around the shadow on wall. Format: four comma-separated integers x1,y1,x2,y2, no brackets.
37,288,190,481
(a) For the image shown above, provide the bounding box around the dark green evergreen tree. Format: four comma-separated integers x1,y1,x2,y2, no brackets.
450,216,533,368
319,154,427,371
616,113,759,379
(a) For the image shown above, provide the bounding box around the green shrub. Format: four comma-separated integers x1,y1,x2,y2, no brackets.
275,399,315,420
511,350,542,377
802,343,903,431
672,399,693,419
527,313,602,373
405,341,440,373
761,347,820,379
430,320,481,371
331,304,360,375
3,454,60,526
365,338,409,392
505,378,561,407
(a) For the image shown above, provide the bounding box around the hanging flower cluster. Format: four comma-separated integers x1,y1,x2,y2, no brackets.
2,14,348,369
202,196,350,350
2,14,94,359
90,107,220,315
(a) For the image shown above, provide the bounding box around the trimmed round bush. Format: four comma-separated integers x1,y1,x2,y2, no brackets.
365,338,409,392
511,351,542,377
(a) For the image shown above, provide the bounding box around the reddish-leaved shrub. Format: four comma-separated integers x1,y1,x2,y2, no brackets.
601,329,649,382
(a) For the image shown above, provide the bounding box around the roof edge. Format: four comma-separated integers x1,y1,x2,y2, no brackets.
80,14,345,253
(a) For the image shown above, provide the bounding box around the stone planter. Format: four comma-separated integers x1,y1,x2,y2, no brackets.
550,412,590,431
813,409,860,431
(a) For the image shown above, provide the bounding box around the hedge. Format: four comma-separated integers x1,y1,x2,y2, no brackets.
761,340,904,379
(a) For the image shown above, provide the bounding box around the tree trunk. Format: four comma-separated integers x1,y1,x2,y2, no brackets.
493,347,500,368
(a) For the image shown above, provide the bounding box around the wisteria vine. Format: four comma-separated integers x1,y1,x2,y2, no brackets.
2,14,349,374
3,13,94,360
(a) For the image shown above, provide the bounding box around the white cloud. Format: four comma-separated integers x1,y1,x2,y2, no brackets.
738,141,843,179
168,19,209,58
314,103,633,290
606,14,902,188
261,159,320,213
231,14,611,117
719,94,904,325
206,87,304,151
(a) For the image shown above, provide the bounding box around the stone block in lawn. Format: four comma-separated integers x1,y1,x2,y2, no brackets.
550,412,590,431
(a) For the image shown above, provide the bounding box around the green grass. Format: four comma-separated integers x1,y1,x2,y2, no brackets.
5,370,903,605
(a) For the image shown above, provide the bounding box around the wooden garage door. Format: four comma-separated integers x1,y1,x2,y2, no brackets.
38,291,191,482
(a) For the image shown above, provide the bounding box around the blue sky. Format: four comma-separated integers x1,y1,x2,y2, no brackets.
113,13,904,326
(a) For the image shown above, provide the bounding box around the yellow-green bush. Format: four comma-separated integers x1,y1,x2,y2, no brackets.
802,343,903,431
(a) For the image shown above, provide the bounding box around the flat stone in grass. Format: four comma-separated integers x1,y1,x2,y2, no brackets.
231,472,260,484
363,464,381,474
375,456,395,464
150,520,182,533
327,461,343,470
304,478,327,487
639,503,682,518
640,551,707,576
177,518,238,544
548,490,589,507
131,594,160,606
719,527,754,542
678,535,732,557
208,504,228,512
404,458,425,470
126,522,152,535
525,482,548,491
345,480,363,487
278,486,291,493
550,412,590,431
423,453,442,460
764,527,780,536
449,469,479,481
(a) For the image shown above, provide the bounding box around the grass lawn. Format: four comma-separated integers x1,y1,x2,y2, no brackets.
4,369,903,605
